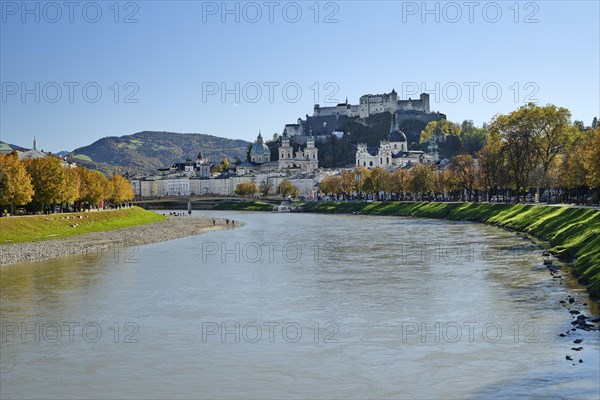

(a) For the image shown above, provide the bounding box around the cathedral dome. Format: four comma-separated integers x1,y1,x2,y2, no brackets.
251,132,271,156
389,129,407,142
251,142,270,155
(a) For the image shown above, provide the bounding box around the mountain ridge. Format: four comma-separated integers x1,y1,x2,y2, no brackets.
69,131,251,175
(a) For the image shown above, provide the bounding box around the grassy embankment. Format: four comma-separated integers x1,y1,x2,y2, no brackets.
301,201,600,299
0,207,165,244
213,201,274,211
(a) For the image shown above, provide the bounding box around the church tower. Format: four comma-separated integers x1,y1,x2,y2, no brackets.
278,132,293,170
279,132,292,160
303,134,319,172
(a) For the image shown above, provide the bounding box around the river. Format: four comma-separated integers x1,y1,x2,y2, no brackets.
1,211,599,399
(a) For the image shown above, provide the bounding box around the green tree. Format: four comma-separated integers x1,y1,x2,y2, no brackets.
489,105,537,199
531,104,574,198
477,132,506,201
0,153,34,214
573,120,585,132
491,103,574,201
460,120,489,155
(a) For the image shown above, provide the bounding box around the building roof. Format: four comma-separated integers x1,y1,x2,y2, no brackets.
366,146,379,156
392,151,425,159
251,142,270,155
18,149,46,160
389,129,407,142
0,141,14,155
238,161,259,167
250,131,271,155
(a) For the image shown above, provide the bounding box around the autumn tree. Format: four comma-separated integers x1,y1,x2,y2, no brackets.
450,155,479,202
409,163,433,199
106,174,135,204
59,167,81,210
320,175,342,198
340,170,355,199
0,153,34,213
420,119,461,143
259,180,273,196
431,168,453,201
235,182,259,196
389,169,411,200
278,180,300,197
369,167,389,200
220,158,230,171
211,158,230,174
79,168,107,206
353,167,371,200
420,119,462,158
554,127,600,204
24,156,66,211
583,128,600,204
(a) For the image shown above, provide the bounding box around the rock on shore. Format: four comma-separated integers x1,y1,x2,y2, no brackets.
0,216,242,265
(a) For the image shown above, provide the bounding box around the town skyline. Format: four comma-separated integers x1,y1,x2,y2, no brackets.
1,1,599,152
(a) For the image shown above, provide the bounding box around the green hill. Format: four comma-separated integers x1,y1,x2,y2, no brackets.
69,131,250,175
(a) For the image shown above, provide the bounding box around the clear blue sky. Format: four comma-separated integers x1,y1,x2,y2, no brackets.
1,0,598,152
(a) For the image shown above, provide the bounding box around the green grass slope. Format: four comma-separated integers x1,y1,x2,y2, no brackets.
214,201,274,211
0,207,165,243
302,202,600,299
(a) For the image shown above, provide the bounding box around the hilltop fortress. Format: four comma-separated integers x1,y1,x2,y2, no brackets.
313,89,430,118
284,89,445,141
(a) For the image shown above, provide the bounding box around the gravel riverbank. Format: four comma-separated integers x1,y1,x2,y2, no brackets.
0,216,243,265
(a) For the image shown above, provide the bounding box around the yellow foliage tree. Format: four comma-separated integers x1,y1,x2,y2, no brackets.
584,128,600,190
409,163,434,198
278,180,300,197
24,156,66,211
235,182,259,196
106,174,135,204
0,153,34,213
320,175,342,196
389,169,411,200
79,168,107,206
